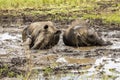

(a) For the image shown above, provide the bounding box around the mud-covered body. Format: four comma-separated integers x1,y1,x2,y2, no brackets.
63,19,112,47
22,21,61,49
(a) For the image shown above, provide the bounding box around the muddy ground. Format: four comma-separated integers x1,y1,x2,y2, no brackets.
0,17,120,80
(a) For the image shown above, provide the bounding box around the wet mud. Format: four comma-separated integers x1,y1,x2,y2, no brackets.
0,19,120,80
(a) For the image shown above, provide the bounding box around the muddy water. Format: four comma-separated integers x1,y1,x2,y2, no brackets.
0,32,22,55
0,25,120,80
39,57,120,80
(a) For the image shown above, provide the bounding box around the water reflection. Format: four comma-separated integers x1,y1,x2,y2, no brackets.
0,32,22,55
0,33,18,40
38,57,120,80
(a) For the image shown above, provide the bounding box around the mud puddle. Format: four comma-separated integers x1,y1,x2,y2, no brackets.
0,32,22,55
0,25,120,80
36,57,120,80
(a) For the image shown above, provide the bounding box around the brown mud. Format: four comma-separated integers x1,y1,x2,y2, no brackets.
0,3,120,80
0,16,120,80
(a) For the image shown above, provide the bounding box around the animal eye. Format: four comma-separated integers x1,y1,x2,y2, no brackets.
55,30,61,34
38,31,40,33
89,35,94,38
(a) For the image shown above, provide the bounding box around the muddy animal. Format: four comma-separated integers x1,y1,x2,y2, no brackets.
22,21,61,49
63,19,112,47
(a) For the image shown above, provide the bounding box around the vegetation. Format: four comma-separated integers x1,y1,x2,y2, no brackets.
0,63,24,78
0,0,120,24
0,0,98,9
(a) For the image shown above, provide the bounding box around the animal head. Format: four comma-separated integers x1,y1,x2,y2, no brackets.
31,22,61,49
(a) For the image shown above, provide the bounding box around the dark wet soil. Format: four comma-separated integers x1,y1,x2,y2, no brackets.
0,14,120,80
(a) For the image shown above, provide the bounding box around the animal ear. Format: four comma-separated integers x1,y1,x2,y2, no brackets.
44,25,48,29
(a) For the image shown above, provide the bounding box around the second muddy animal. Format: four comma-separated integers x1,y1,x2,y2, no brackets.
63,19,112,47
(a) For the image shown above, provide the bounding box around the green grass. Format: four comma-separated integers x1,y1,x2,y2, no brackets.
0,0,120,24
0,0,98,10
83,12,120,24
